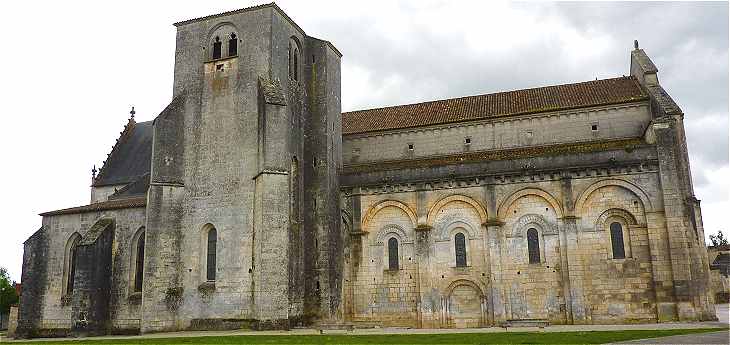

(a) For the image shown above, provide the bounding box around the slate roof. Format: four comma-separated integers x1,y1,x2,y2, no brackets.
39,197,147,216
93,120,153,187
342,76,647,135
108,173,150,200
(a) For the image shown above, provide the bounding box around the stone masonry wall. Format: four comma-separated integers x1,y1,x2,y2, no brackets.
343,168,704,327
16,208,145,337
343,104,650,165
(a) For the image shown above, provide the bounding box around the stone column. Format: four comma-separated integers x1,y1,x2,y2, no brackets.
414,185,434,328
558,175,587,324
483,181,506,324
485,222,507,324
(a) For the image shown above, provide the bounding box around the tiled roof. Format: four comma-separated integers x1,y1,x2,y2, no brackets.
342,76,647,135
39,197,146,216
342,138,646,175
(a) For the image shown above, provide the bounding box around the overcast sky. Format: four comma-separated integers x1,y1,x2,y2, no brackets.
0,1,727,282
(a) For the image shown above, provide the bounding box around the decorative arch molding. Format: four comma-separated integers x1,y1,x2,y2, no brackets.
426,194,488,226
497,187,564,220
373,224,411,245
444,278,485,298
206,21,240,42
436,220,478,241
510,214,557,238
594,208,640,232
574,179,653,213
362,200,417,231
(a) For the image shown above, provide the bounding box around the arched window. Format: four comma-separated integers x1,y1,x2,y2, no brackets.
133,230,145,292
388,237,399,271
289,37,301,81
64,233,81,295
206,227,217,281
292,48,299,81
610,222,626,259
527,228,540,264
212,36,222,60
228,33,237,57
455,232,467,267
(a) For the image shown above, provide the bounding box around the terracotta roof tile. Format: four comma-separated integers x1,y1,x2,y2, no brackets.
342,76,646,135
40,197,146,216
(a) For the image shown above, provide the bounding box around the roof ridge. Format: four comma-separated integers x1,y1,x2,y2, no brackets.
343,76,636,115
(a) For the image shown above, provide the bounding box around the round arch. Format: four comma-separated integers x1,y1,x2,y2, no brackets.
443,220,478,240
574,179,653,214
373,224,410,245
445,278,485,298
595,208,640,231
426,195,488,226
497,188,564,220
362,200,417,231
206,21,240,42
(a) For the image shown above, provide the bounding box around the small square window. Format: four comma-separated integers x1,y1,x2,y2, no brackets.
465,137,471,144
591,124,599,131
408,144,414,150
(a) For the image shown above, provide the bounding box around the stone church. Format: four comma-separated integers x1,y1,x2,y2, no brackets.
15,3,717,337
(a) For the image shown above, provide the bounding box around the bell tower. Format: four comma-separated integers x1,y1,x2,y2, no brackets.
142,3,342,332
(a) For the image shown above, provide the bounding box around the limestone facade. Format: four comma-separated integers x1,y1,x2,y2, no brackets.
14,4,716,338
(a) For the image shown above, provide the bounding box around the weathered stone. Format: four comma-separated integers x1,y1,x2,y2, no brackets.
14,4,716,338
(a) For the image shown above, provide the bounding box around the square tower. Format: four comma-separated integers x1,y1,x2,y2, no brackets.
143,3,342,331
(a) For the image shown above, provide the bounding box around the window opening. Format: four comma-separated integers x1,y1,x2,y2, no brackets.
527,228,540,264
388,238,399,270
455,232,467,267
610,222,626,259
212,36,222,60
134,232,145,292
228,33,237,56
207,228,218,281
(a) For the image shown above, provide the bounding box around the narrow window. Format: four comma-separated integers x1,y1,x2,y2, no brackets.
464,137,471,145
212,36,222,60
455,232,467,267
66,237,80,294
207,228,217,281
288,43,292,79
228,33,237,57
292,48,299,81
527,228,540,264
388,238,399,270
134,232,145,292
408,143,414,150
610,222,626,259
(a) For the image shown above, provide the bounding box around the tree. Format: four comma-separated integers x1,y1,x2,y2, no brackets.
0,267,19,314
709,230,729,247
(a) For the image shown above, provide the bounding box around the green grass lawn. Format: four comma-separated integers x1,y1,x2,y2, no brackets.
15,328,727,344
